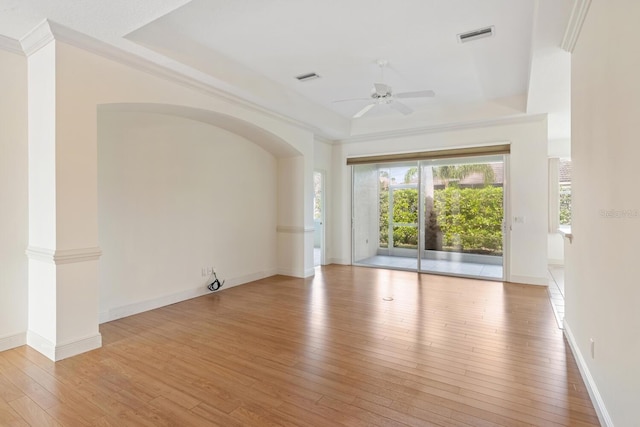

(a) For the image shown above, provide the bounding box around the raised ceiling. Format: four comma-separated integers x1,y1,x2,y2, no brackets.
0,0,573,140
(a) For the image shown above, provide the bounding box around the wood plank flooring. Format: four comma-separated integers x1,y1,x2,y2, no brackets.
0,265,599,426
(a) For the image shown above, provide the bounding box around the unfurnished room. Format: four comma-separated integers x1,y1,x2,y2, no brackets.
0,1,638,426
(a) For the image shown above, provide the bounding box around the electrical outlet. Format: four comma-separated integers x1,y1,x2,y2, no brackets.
590,338,595,359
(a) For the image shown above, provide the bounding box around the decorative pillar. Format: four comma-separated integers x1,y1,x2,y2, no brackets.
22,22,102,361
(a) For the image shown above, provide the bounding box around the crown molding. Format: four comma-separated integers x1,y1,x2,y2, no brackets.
0,34,24,55
561,0,592,53
19,19,55,56
17,20,342,141
336,113,547,145
314,134,336,145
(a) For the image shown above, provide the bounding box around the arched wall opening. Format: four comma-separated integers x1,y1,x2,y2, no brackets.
25,36,316,360
97,105,301,322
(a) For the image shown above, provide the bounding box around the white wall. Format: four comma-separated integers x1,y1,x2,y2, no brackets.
334,118,549,284
566,2,640,425
0,49,28,351
98,111,278,321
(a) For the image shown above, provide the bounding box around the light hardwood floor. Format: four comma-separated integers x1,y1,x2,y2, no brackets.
0,265,599,426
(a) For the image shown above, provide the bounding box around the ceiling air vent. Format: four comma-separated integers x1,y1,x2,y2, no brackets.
457,26,494,43
295,72,321,82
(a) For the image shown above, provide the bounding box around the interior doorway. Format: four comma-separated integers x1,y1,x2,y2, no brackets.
352,155,506,280
314,170,325,266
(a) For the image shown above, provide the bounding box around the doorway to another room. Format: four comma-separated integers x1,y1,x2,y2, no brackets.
314,170,325,267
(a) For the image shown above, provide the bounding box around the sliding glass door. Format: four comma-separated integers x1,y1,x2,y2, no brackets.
353,155,506,280
418,156,504,279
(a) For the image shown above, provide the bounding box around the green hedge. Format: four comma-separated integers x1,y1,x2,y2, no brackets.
433,186,503,254
379,186,503,254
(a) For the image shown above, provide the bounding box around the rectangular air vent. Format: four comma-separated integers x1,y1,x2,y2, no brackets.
457,26,494,43
295,72,320,82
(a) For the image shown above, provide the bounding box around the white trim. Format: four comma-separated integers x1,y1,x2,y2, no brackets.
328,258,350,265
26,330,56,360
0,34,24,55
26,246,102,264
99,269,276,324
100,285,210,324
28,330,101,361
561,0,592,53
21,19,339,141
277,266,316,279
337,114,547,145
315,135,335,145
25,246,55,263
55,334,102,361
54,247,102,264
276,225,315,234
563,320,614,427
547,258,564,266
19,19,55,56
0,332,27,352
508,275,548,286
276,266,307,277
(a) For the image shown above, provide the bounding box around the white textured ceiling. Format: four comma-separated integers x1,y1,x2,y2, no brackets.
0,0,572,140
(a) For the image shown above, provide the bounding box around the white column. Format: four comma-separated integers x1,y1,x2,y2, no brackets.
23,25,102,361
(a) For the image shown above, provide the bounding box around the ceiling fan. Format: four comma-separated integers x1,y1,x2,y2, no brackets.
334,60,435,118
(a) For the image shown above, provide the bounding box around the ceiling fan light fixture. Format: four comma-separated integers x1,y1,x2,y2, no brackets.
295,72,321,82
457,26,494,43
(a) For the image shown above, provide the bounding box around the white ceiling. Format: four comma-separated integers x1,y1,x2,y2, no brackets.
0,0,573,140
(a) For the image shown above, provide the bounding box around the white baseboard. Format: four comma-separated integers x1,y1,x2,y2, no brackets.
508,274,548,286
276,266,305,277
27,330,102,361
99,269,277,324
328,257,350,265
55,334,102,361
548,258,564,266
26,330,55,360
563,320,613,427
0,332,26,352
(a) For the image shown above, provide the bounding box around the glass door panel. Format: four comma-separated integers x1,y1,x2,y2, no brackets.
419,156,505,279
352,164,381,266
353,163,418,270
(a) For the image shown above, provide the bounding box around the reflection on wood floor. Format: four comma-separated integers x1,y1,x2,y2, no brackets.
0,265,598,426
358,255,503,279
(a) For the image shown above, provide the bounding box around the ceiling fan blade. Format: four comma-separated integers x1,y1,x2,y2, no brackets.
390,101,413,115
395,90,435,99
353,103,376,118
332,97,371,103
373,83,390,96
